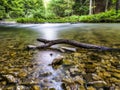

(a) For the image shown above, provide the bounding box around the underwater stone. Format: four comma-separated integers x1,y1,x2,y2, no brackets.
4,85,15,90
61,47,77,52
3,74,17,83
87,81,107,88
74,76,84,85
63,59,74,66
112,73,120,79
32,85,40,90
92,73,102,81
49,88,56,90
18,69,28,78
62,78,74,84
27,45,37,50
109,78,120,83
87,86,96,90
39,72,52,77
51,55,64,65
16,85,26,90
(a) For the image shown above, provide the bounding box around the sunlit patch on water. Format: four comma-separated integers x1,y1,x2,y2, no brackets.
41,29,57,40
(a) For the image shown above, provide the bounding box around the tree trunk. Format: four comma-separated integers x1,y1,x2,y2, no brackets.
35,38,120,51
89,0,93,15
116,0,120,14
94,0,106,14
105,0,109,11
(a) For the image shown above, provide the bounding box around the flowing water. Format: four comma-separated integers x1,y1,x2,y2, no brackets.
0,23,120,90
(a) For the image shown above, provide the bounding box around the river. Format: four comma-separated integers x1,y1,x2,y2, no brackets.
0,23,120,90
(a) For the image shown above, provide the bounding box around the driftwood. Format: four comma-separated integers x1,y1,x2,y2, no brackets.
36,38,120,51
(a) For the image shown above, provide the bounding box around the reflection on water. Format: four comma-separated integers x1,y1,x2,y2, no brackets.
41,28,57,40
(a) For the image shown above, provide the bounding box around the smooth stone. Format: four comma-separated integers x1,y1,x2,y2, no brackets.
112,73,120,79
0,81,6,86
49,88,56,90
92,73,102,80
61,47,77,52
83,74,93,82
18,69,27,78
3,74,17,83
51,55,64,65
32,85,40,90
62,78,74,84
16,85,26,90
74,76,84,85
4,85,15,90
27,45,37,50
88,81,107,88
87,86,96,90
39,72,52,77
69,67,81,75
110,78,120,84
63,60,74,66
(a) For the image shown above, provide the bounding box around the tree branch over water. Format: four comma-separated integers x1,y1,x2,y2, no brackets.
35,38,120,51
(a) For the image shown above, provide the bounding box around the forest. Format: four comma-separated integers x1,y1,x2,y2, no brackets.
0,0,120,23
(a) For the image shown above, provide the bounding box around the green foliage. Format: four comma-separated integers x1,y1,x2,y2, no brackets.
1,0,120,23
16,15,80,23
0,10,5,20
49,0,74,17
79,10,120,23
73,0,89,15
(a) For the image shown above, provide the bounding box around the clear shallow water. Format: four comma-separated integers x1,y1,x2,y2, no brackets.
0,23,120,89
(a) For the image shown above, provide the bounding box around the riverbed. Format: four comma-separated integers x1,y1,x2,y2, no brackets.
0,23,120,90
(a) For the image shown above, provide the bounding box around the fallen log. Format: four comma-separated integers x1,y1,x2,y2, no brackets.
36,38,120,51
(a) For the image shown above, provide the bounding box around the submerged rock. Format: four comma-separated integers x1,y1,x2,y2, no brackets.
39,72,52,77
18,69,28,78
51,55,64,65
4,85,16,90
3,74,17,84
27,45,37,50
111,73,120,79
87,81,107,88
87,86,96,90
61,47,77,52
92,73,102,81
32,85,40,90
74,76,84,85
16,85,26,90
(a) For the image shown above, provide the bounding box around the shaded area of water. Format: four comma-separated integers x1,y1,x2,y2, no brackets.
0,23,120,90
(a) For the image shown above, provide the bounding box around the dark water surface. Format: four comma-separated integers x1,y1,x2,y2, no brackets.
0,23,120,90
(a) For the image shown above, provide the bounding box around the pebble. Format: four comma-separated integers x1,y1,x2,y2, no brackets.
18,69,28,78
32,85,41,90
3,74,17,83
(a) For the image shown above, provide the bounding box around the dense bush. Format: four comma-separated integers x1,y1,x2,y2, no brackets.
79,10,120,23
16,15,80,23
16,10,120,23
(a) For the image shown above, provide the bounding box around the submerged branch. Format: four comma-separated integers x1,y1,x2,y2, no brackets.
36,38,120,51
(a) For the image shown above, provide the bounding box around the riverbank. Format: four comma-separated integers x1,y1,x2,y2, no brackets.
16,10,120,23
0,21,16,25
